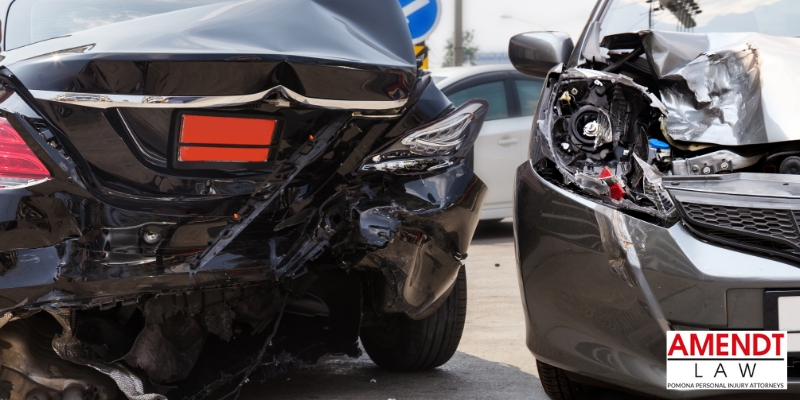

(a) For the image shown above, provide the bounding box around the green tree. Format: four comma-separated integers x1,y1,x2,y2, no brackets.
443,30,479,67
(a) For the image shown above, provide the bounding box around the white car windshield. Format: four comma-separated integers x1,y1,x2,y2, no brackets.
5,0,236,50
600,0,800,37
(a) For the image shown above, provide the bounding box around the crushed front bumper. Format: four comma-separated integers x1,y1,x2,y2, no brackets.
514,160,800,398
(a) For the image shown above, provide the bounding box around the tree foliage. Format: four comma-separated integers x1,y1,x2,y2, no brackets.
443,30,478,67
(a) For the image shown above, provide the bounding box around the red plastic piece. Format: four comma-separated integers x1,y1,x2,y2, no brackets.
598,166,614,179
178,115,275,163
178,146,270,163
0,117,50,180
609,183,625,201
180,115,275,145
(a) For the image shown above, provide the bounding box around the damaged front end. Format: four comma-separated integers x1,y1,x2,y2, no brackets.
0,0,488,398
513,1,800,396
534,67,676,221
524,27,800,229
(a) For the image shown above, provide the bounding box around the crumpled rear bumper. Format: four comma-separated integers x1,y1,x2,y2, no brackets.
514,160,800,398
0,163,486,321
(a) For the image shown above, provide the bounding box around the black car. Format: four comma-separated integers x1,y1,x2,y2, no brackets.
0,0,488,398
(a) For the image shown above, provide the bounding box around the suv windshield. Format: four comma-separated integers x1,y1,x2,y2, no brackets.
601,0,800,38
5,0,236,50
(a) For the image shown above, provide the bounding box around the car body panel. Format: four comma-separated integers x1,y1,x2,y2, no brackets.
515,160,800,398
473,115,531,214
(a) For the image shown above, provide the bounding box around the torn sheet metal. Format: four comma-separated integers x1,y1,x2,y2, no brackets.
594,207,671,333
47,309,167,400
617,31,800,145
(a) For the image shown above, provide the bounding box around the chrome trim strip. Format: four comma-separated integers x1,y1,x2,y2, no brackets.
29,86,407,111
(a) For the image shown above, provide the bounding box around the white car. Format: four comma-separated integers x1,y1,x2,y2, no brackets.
432,65,543,221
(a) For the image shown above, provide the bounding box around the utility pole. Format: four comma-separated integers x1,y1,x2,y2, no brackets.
454,0,463,66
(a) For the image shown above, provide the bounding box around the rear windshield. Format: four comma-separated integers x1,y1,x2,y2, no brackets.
5,0,236,50
601,0,800,38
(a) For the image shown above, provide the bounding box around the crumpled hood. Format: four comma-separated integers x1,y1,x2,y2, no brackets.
604,30,800,146
2,0,417,101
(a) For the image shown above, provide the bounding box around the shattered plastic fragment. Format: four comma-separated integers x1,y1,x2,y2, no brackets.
633,154,676,216
608,183,625,202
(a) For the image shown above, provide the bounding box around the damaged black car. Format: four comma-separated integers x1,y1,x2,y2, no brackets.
512,0,800,398
0,0,488,398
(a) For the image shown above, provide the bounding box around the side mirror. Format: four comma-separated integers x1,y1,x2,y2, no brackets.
509,32,574,78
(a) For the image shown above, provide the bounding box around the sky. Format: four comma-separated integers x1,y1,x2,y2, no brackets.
425,0,599,69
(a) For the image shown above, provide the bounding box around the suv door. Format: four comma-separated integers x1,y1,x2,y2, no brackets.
443,72,542,219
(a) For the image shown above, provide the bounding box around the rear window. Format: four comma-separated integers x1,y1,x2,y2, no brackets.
6,0,236,50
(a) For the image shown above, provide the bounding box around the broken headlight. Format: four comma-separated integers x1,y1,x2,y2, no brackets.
359,100,488,174
539,69,677,220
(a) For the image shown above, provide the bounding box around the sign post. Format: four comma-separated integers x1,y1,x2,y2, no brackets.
399,0,441,69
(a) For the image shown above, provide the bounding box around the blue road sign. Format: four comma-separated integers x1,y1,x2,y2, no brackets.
399,0,441,44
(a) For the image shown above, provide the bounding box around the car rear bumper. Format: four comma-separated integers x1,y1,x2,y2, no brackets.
514,160,800,398
0,163,485,318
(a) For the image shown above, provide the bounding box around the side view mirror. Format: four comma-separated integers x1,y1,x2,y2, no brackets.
509,32,574,78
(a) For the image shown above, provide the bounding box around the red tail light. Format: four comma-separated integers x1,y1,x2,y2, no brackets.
177,115,276,163
0,117,50,187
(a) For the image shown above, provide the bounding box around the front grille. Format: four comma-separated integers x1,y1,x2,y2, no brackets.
683,203,800,243
677,202,800,264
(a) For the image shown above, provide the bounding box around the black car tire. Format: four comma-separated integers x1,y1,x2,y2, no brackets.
537,360,585,400
360,265,467,371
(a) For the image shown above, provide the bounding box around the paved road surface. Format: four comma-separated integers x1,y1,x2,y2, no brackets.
240,221,788,399
239,221,546,399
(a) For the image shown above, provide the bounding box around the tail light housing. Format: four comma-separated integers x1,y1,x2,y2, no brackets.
0,117,50,188
359,99,488,174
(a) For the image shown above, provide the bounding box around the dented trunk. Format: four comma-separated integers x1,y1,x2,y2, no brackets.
0,0,488,398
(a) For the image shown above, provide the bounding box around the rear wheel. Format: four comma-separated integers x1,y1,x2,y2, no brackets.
537,360,585,400
360,266,467,371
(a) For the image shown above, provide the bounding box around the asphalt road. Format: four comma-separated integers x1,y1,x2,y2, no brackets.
239,221,794,399
239,221,575,399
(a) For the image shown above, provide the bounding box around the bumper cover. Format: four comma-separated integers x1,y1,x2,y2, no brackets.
514,160,800,398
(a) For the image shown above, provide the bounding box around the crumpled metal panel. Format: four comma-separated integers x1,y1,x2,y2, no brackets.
633,31,800,145
4,0,416,102
47,310,167,400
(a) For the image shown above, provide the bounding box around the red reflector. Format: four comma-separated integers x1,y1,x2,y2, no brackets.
178,146,270,163
180,115,275,145
609,183,625,201
0,117,50,180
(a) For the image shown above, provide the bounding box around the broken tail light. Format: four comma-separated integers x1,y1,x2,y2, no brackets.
0,117,50,188
359,99,488,174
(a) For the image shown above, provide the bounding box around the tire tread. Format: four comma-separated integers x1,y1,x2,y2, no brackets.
361,266,467,371
537,360,583,400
